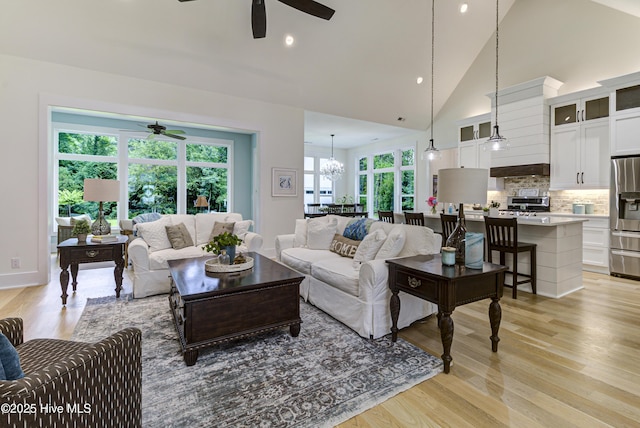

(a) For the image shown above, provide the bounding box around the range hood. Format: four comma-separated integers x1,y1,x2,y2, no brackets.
490,163,550,177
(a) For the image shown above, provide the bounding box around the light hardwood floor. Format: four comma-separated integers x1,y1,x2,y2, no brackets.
2,260,639,427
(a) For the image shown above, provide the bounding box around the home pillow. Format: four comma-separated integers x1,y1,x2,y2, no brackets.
209,222,236,242
69,214,92,227
135,216,172,252
0,332,24,381
307,217,338,250
165,223,194,250
329,234,360,258
233,220,253,239
343,218,375,241
353,228,387,266
375,226,407,259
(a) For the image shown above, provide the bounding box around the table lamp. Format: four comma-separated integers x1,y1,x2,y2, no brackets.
194,195,209,212
437,168,488,264
83,178,120,235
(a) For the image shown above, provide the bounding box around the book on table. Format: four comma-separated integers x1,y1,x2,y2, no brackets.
91,235,118,243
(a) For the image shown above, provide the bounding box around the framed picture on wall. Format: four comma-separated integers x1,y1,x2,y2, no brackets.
272,168,297,197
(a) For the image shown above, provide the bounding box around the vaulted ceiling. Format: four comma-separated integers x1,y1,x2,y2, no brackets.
1,0,638,148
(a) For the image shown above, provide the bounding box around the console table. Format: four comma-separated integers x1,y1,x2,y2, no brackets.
387,254,507,373
57,236,128,305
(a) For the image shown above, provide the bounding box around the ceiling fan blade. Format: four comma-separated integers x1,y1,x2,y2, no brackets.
277,0,335,20
162,132,187,140
178,0,198,2
252,0,267,38
165,129,186,135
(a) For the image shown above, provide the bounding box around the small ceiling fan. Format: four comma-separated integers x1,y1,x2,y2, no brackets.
178,0,335,39
133,121,187,140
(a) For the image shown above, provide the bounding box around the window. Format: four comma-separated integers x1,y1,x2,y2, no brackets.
359,147,415,218
303,155,333,208
54,124,232,227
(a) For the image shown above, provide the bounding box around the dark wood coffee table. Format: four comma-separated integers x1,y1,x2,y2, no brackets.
168,253,305,366
387,254,507,374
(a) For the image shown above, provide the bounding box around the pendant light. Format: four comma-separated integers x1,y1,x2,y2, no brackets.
320,134,344,181
422,0,441,161
485,0,509,151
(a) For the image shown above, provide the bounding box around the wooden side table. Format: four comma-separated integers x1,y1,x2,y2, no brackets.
57,235,128,305
387,254,507,373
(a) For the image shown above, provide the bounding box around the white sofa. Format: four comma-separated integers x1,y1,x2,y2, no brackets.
275,215,441,339
128,213,263,298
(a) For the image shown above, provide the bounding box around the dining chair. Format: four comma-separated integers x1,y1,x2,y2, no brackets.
404,212,425,226
378,211,395,223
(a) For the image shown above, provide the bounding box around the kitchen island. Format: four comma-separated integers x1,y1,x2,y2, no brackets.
423,213,587,298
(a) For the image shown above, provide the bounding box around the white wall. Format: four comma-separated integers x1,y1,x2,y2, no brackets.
0,54,304,289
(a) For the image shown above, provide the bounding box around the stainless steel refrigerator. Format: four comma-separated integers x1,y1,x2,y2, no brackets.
610,156,640,279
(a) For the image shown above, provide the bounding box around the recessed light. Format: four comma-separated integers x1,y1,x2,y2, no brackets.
284,34,295,46
397,117,406,122
460,3,468,13
417,76,424,84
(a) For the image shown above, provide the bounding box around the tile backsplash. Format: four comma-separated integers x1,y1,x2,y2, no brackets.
487,176,609,215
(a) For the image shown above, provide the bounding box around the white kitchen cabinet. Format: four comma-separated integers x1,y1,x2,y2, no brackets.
599,71,640,157
456,113,503,190
547,214,610,273
549,90,610,190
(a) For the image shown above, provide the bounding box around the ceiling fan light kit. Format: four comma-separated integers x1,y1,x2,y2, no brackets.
179,0,335,39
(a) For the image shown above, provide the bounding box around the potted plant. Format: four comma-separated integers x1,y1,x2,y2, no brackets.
203,232,243,264
72,219,92,243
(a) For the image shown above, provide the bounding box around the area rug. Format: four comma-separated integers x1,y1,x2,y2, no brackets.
72,294,443,427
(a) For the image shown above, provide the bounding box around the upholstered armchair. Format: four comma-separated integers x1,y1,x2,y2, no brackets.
0,318,142,428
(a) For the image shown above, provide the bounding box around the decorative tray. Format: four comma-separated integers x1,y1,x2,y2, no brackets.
205,257,254,273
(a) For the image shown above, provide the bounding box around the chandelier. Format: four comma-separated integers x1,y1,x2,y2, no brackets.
320,134,344,181
485,0,509,151
423,0,440,161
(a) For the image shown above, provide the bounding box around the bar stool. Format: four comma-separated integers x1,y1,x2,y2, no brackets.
404,212,425,226
483,217,537,299
378,211,395,223
440,214,458,243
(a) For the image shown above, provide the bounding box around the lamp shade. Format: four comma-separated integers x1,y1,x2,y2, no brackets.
437,168,488,205
83,179,120,202
194,195,209,207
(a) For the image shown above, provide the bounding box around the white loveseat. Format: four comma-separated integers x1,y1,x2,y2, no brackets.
275,215,441,339
128,213,263,298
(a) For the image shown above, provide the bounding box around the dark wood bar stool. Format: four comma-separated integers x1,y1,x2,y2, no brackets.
440,214,458,243
483,217,537,299
404,212,425,226
378,211,395,223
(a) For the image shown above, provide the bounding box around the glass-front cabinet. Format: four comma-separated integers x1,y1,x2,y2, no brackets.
599,71,640,157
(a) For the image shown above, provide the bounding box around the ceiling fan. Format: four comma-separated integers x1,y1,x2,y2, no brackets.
178,0,335,39
132,121,187,140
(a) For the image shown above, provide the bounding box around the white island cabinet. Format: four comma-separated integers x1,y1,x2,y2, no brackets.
423,214,586,298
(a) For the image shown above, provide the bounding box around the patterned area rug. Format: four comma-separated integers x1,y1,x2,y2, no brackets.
72,294,442,427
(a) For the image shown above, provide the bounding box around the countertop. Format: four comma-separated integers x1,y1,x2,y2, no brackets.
424,212,588,226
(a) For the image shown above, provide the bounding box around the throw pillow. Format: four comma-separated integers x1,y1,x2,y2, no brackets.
343,218,375,241
353,228,387,266
307,217,338,250
165,223,194,250
329,234,360,258
375,226,406,259
209,222,236,242
0,332,24,381
293,219,308,248
135,216,172,253
131,212,162,226
233,220,253,239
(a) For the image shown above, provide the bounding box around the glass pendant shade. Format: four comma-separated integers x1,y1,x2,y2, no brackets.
422,138,441,161
485,0,508,152
320,134,344,181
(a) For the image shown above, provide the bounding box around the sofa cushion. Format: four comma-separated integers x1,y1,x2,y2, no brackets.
307,217,338,250
165,223,194,250
280,248,340,275
354,228,387,264
375,225,406,259
136,216,172,253
148,246,207,270
329,234,360,258
312,257,360,297
294,219,308,248
0,332,24,380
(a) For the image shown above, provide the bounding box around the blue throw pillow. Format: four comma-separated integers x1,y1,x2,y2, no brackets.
0,332,24,380
343,218,375,241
